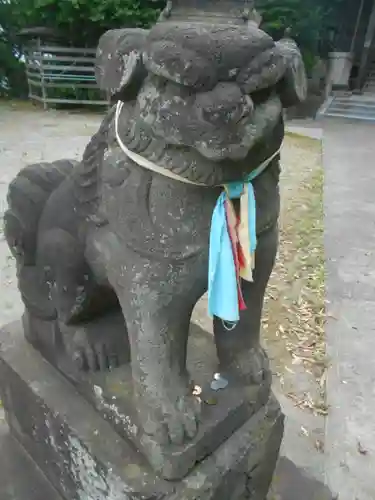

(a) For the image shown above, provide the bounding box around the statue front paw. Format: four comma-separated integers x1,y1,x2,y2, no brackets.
135,380,201,446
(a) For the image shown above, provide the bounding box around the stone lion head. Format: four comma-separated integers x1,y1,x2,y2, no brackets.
96,19,306,186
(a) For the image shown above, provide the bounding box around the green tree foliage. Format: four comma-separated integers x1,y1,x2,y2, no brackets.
1,0,343,97
0,0,164,96
257,0,345,74
18,0,165,46
0,0,29,96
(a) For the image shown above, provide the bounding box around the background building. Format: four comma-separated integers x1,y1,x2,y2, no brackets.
329,0,375,93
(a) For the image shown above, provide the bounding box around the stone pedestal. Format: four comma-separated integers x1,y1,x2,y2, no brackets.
0,321,283,500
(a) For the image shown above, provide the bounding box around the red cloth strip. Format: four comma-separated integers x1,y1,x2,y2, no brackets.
224,198,246,311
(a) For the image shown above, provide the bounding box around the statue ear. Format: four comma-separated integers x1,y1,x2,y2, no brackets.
276,38,307,108
96,29,149,100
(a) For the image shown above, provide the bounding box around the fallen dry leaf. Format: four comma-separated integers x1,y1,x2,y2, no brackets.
357,441,369,456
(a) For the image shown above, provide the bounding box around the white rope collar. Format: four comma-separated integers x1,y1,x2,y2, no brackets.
115,100,281,187
115,101,204,186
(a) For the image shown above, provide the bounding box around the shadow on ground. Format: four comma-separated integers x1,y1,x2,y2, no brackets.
270,457,334,500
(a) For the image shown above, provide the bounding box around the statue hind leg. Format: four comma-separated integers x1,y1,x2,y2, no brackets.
37,228,96,325
39,226,124,326
213,224,278,386
15,228,103,368
33,227,126,372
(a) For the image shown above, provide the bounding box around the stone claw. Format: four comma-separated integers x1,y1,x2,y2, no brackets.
73,342,120,372
167,394,201,445
136,384,201,446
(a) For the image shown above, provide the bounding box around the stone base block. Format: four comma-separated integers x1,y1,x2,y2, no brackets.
22,312,273,480
0,322,284,500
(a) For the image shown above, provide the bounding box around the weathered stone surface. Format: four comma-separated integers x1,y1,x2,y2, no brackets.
4,75,284,472
146,23,274,87
0,420,63,500
276,38,308,108
3,0,306,486
236,47,287,94
166,0,257,23
95,28,149,99
18,315,272,479
0,322,169,500
0,322,284,500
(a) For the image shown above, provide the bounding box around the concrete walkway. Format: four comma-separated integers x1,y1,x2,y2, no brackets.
324,119,375,500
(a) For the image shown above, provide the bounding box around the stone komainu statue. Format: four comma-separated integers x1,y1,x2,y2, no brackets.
4,0,306,452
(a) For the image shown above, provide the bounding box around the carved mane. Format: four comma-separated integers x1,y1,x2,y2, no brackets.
72,105,116,221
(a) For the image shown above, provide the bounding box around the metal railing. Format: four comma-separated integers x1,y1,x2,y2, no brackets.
24,43,109,109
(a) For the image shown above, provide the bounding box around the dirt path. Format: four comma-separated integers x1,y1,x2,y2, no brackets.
0,102,102,326
264,135,324,402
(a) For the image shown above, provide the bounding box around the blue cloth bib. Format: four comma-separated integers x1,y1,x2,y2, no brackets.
208,152,279,324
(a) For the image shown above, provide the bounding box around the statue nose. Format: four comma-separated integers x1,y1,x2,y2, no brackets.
237,95,254,122
197,94,254,126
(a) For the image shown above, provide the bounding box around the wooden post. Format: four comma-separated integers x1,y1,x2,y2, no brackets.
350,0,365,55
356,0,375,91
38,38,48,110
24,46,33,102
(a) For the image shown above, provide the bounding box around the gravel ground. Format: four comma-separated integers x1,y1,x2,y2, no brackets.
0,103,102,326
